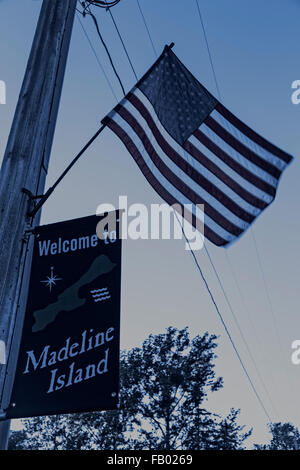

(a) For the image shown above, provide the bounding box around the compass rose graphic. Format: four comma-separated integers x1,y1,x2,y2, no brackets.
40,267,62,292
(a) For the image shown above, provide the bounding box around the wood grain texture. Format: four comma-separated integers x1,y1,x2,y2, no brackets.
0,0,77,447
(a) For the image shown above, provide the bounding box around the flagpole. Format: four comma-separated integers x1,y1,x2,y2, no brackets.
28,124,107,219
0,0,77,449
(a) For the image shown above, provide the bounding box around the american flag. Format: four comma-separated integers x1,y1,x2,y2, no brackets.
102,45,293,246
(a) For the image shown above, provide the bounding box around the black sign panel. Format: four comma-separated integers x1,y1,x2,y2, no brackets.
7,213,121,419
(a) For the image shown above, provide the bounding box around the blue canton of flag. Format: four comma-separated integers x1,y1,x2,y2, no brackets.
102,45,293,246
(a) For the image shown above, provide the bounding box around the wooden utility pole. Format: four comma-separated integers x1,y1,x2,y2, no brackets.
0,0,77,449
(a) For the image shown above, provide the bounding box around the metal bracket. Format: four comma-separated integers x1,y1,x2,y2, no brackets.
22,188,45,200
22,225,37,243
22,187,46,218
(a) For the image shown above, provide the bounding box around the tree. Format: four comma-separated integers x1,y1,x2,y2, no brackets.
11,414,91,450
9,327,251,450
213,409,252,450
7,430,27,450
126,327,223,449
255,422,300,450
10,350,140,450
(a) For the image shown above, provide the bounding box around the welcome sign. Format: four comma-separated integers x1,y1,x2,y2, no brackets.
7,213,121,419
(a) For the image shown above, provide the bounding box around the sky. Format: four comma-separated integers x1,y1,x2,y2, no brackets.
0,0,299,447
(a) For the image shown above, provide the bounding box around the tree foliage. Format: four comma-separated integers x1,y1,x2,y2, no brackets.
212,409,252,450
9,327,250,450
255,422,300,450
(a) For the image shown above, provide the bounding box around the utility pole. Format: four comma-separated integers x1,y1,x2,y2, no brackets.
0,0,77,449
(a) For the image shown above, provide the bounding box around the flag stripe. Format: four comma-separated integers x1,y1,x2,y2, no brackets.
110,110,239,241
106,119,228,246
132,88,269,211
184,140,268,211
103,49,292,247
194,128,277,197
205,115,282,179
126,93,256,223
188,133,273,204
115,105,245,236
211,110,287,172
216,103,293,164
200,122,278,188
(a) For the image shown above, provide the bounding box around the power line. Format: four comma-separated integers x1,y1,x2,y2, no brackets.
194,0,283,320
84,0,121,8
204,245,278,419
85,7,126,95
251,229,292,400
195,0,222,102
76,13,118,101
171,125,276,419
250,228,289,384
224,249,281,405
136,0,157,58
76,0,274,423
174,213,271,422
250,228,280,339
194,0,285,415
105,5,139,81
29,4,130,216
123,1,273,422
